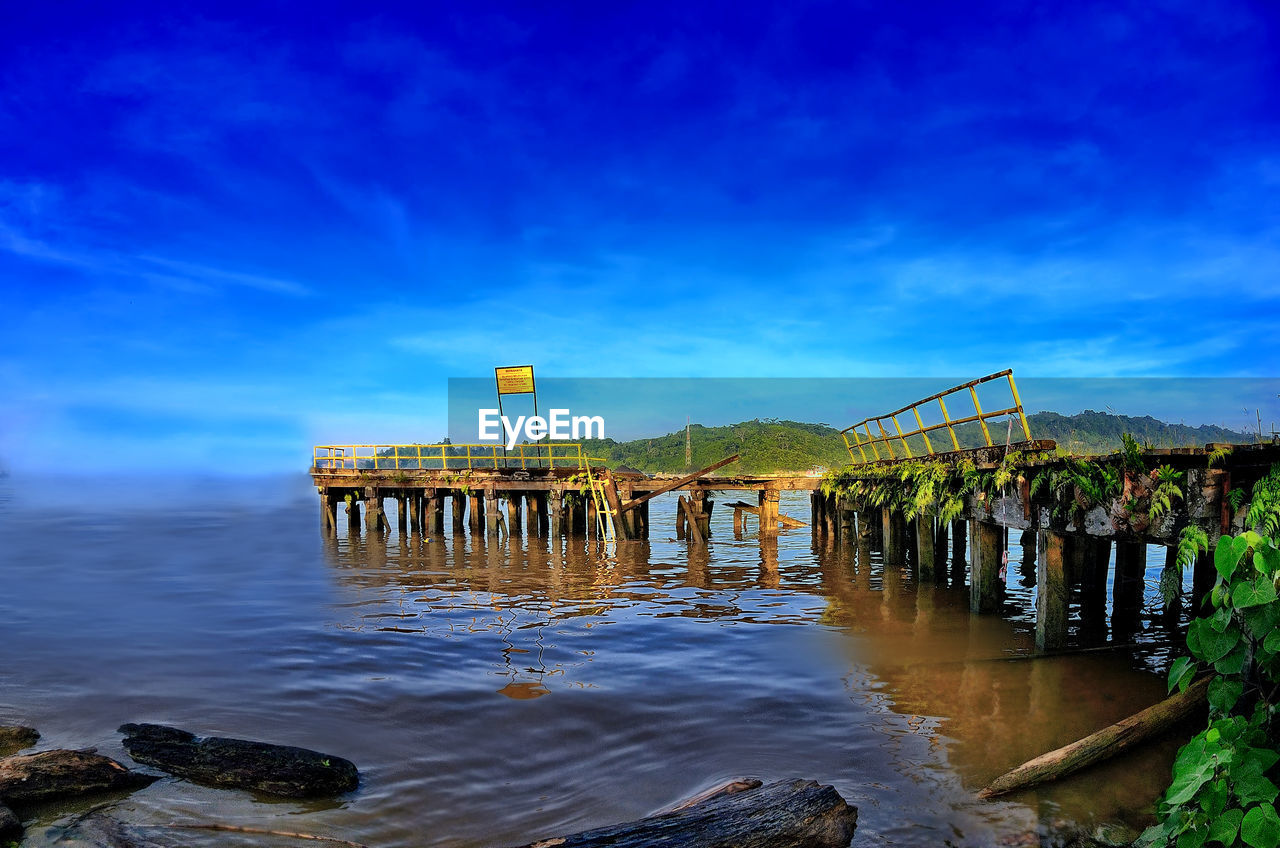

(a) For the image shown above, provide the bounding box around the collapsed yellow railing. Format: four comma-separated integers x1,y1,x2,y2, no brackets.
841,370,1033,465
312,442,600,471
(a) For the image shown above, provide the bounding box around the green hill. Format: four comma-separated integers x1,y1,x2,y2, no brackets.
577,411,1258,474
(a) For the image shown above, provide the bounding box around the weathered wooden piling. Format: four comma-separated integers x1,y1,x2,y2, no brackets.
758,488,780,535
916,512,938,581
950,519,966,565
468,492,484,532
506,494,522,536
451,492,466,533
1036,531,1069,651
970,520,1003,614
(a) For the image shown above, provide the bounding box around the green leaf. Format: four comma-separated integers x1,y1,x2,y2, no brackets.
1216,535,1246,581
1235,771,1279,806
1265,629,1280,654
1255,544,1280,577
1207,677,1244,714
1179,826,1208,848
1234,576,1278,608
1210,606,1234,633
1189,618,1242,663
1208,809,1243,846
1241,804,1280,848
1169,657,1197,694
1214,642,1249,675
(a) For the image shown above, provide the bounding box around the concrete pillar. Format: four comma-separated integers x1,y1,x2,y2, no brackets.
916,512,937,582
1113,541,1147,637
1036,530,1069,652
970,520,1003,614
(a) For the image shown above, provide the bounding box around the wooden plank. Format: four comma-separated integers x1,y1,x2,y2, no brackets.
619,455,741,512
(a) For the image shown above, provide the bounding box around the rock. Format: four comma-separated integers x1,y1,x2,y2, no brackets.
507,778,857,848
118,723,358,799
0,803,21,843
0,749,157,805
0,725,38,755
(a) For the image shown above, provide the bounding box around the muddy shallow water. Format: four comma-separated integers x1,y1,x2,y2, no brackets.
0,475,1186,846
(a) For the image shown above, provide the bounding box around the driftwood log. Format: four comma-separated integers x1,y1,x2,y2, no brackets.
119,723,358,798
509,778,857,848
979,676,1210,799
0,749,157,805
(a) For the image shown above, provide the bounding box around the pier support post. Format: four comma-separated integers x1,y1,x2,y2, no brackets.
507,494,523,536
1036,530,1069,651
548,491,564,536
970,520,1003,614
916,512,938,582
321,491,338,535
883,508,907,565
468,492,484,532
409,492,421,534
346,495,362,533
485,489,502,538
1113,541,1147,637
811,492,821,536
396,494,408,533
826,496,840,540
526,493,544,537
1078,538,1110,641
637,499,650,539
365,487,386,534
425,490,444,535
451,492,466,533
759,487,780,536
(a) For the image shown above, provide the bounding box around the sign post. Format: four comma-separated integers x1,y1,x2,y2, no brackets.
495,365,538,466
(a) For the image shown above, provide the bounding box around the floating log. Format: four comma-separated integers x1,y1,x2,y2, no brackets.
119,723,358,799
978,676,1210,799
508,778,856,848
0,749,157,805
619,455,740,512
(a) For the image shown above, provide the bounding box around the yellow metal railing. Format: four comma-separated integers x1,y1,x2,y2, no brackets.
312,443,602,472
840,370,1033,465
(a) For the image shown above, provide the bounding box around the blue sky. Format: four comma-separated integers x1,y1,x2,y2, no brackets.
1,2,1277,472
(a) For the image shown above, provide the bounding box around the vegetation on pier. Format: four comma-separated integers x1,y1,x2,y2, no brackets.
576,411,1253,475
1140,481,1280,848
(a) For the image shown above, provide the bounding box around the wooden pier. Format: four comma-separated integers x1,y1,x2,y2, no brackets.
311,438,1280,653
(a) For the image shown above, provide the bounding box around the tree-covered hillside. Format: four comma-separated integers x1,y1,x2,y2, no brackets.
576,411,1258,474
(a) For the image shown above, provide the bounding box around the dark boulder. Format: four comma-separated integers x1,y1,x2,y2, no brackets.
0,725,38,756
0,803,20,842
0,749,157,805
118,723,358,799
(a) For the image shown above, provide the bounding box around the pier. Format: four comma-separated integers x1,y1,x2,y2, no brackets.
311,372,1280,653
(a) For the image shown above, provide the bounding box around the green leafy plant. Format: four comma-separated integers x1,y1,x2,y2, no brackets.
1139,529,1280,848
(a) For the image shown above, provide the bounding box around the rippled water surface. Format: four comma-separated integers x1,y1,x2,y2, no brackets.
0,475,1190,846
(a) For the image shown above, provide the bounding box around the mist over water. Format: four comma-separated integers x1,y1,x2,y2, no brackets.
0,475,1184,846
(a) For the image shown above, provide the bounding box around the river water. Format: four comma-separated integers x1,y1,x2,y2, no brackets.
0,475,1187,847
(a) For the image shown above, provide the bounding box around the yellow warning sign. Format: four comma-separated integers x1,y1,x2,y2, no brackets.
495,365,535,395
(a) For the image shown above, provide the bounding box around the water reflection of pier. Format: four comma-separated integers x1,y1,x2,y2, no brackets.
321,525,1174,810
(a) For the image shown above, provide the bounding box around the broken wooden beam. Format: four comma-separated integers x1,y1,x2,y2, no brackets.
725,501,808,529
507,778,857,848
619,455,740,512
978,676,1210,799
